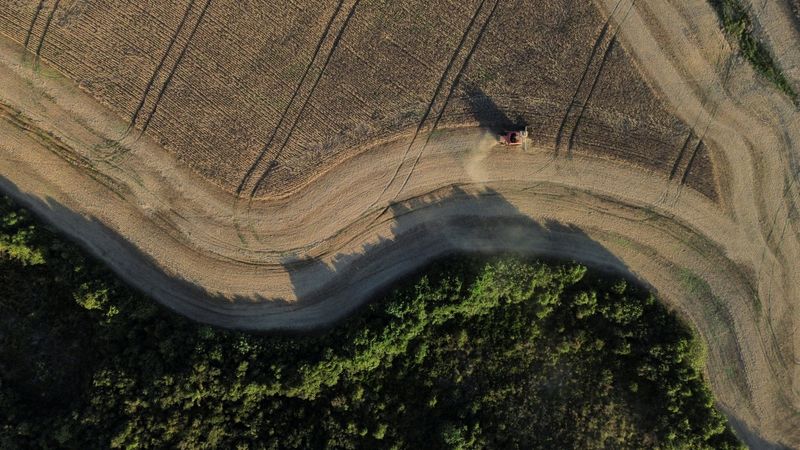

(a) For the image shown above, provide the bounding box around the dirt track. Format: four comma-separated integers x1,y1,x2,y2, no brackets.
0,0,799,447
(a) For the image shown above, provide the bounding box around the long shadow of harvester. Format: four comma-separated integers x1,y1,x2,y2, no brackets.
462,83,527,135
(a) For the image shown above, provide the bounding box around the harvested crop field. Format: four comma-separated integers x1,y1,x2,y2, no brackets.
0,0,716,199
0,0,800,448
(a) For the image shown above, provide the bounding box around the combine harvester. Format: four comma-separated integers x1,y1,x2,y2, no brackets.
499,126,529,150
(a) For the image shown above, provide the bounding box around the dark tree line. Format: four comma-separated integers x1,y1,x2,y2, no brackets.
0,196,741,449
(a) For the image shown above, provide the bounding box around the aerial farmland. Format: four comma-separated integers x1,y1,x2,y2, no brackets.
0,0,799,447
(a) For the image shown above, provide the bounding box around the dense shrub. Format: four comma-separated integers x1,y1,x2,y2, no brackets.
0,196,740,449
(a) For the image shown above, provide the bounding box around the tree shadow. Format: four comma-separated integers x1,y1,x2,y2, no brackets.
719,405,793,450
0,174,636,326
0,175,788,447
0,175,295,314
278,184,642,330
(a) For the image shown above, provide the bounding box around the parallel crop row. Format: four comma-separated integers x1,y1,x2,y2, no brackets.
0,0,715,200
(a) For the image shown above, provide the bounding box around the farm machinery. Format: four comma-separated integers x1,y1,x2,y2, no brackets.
499,126,529,150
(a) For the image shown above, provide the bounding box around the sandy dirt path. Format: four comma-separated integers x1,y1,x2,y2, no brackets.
0,0,799,446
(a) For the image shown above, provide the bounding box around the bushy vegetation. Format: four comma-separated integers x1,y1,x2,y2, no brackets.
0,195,741,449
710,0,798,104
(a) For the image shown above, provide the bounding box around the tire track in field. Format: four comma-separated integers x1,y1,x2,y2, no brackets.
128,0,197,134
662,114,715,208
365,0,493,212
668,75,728,205
657,49,734,207
564,35,617,157
553,0,622,155
393,0,501,198
656,129,698,205
669,132,693,180
235,0,346,196
22,0,46,51
755,165,800,326
679,140,703,185
32,0,60,63
554,0,632,156
247,0,362,199
564,1,636,158
140,0,212,134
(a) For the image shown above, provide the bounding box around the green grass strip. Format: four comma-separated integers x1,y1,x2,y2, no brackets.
710,0,799,104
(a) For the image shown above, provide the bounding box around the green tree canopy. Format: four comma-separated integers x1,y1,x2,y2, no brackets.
0,196,741,449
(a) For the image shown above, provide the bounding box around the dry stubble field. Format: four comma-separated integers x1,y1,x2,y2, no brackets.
0,0,717,198
1,0,800,448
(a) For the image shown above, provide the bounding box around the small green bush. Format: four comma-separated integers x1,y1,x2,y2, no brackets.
710,0,798,104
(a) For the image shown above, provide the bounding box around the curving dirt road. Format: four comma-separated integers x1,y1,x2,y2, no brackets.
0,0,799,447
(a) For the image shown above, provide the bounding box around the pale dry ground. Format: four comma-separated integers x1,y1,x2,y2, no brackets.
0,0,799,448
